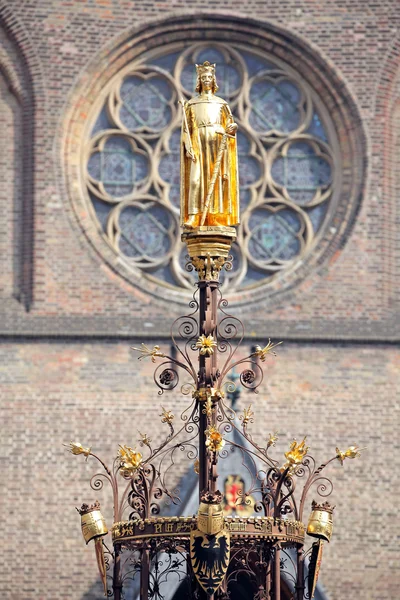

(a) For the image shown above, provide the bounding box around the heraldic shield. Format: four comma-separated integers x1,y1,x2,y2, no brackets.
190,529,230,595
190,493,230,595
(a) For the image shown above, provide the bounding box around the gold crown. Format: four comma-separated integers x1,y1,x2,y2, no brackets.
76,500,101,515
311,500,335,514
195,61,216,77
200,490,223,504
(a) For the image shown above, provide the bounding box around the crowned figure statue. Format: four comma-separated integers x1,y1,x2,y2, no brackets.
180,61,240,230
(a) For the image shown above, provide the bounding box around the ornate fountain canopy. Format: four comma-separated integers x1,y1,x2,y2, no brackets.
67,62,362,600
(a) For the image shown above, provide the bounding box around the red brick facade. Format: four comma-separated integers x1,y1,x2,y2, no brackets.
0,1,399,599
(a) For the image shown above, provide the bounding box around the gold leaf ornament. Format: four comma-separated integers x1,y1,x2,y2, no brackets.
118,445,143,477
196,334,217,356
253,339,282,362
160,406,174,425
267,431,279,448
138,431,152,447
336,445,365,466
283,437,309,473
240,405,254,427
202,396,213,418
65,441,91,458
205,426,225,452
131,343,165,363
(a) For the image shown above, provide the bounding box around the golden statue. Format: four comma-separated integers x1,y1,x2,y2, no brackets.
180,61,240,229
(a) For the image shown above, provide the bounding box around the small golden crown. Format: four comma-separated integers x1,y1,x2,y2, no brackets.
196,61,216,76
311,500,335,514
200,490,223,504
76,500,101,515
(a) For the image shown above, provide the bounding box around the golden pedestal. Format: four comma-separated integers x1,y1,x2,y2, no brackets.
182,226,236,282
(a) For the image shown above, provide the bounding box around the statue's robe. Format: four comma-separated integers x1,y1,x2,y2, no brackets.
180,95,239,227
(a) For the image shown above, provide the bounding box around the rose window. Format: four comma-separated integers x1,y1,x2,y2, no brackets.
82,41,339,292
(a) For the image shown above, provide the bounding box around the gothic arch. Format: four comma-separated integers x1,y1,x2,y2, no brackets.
0,4,39,310
375,35,400,313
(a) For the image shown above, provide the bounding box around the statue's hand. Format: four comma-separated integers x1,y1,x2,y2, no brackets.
226,123,238,135
186,149,196,162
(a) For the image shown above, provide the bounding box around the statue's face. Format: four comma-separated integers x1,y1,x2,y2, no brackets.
200,72,213,91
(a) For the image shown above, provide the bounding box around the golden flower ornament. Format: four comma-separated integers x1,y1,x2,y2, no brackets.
202,395,213,418
138,431,152,447
65,441,91,458
283,437,309,473
267,431,279,448
131,343,165,363
196,334,217,356
118,445,143,477
160,406,174,425
205,426,225,453
336,445,365,466
253,339,282,362
194,459,200,475
240,405,254,427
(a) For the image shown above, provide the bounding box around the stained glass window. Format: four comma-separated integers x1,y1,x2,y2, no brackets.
84,42,338,292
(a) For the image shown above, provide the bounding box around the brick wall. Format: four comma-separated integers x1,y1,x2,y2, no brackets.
0,1,399,599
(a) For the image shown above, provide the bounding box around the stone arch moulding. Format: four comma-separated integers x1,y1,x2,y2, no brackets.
0,4,38,311
375,33,400,312
61,12,367,308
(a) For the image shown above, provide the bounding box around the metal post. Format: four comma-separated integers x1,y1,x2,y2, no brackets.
265,549,271,599
140,543,150,600
266,567,271,599
113,543,122,600
295,544,305,600
198,279,219,500
274,544,281,600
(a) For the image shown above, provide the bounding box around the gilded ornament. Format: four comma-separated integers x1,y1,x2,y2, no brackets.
240,405,254,427
77,500,108,543
196,334,217,356
307,501,335,543
77,501,108,596
191,492,230,595
202,395,213,418
65,441,91,459
189,254,227,281
131,343,165,363
267,431,279,448
160,406,174,425
194,459,200,475
190,256,206,279
138,431,152,447
336,445,365,465
283,437,309,473
118,445,143,477
205,426,225,452
252,339,282,362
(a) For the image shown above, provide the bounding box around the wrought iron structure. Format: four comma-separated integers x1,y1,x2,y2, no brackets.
67,61,362,600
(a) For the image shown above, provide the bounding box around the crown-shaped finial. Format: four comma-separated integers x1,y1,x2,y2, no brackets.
195,61,216,77
76,500,101,515
311,500,335,514
200,490,223,504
